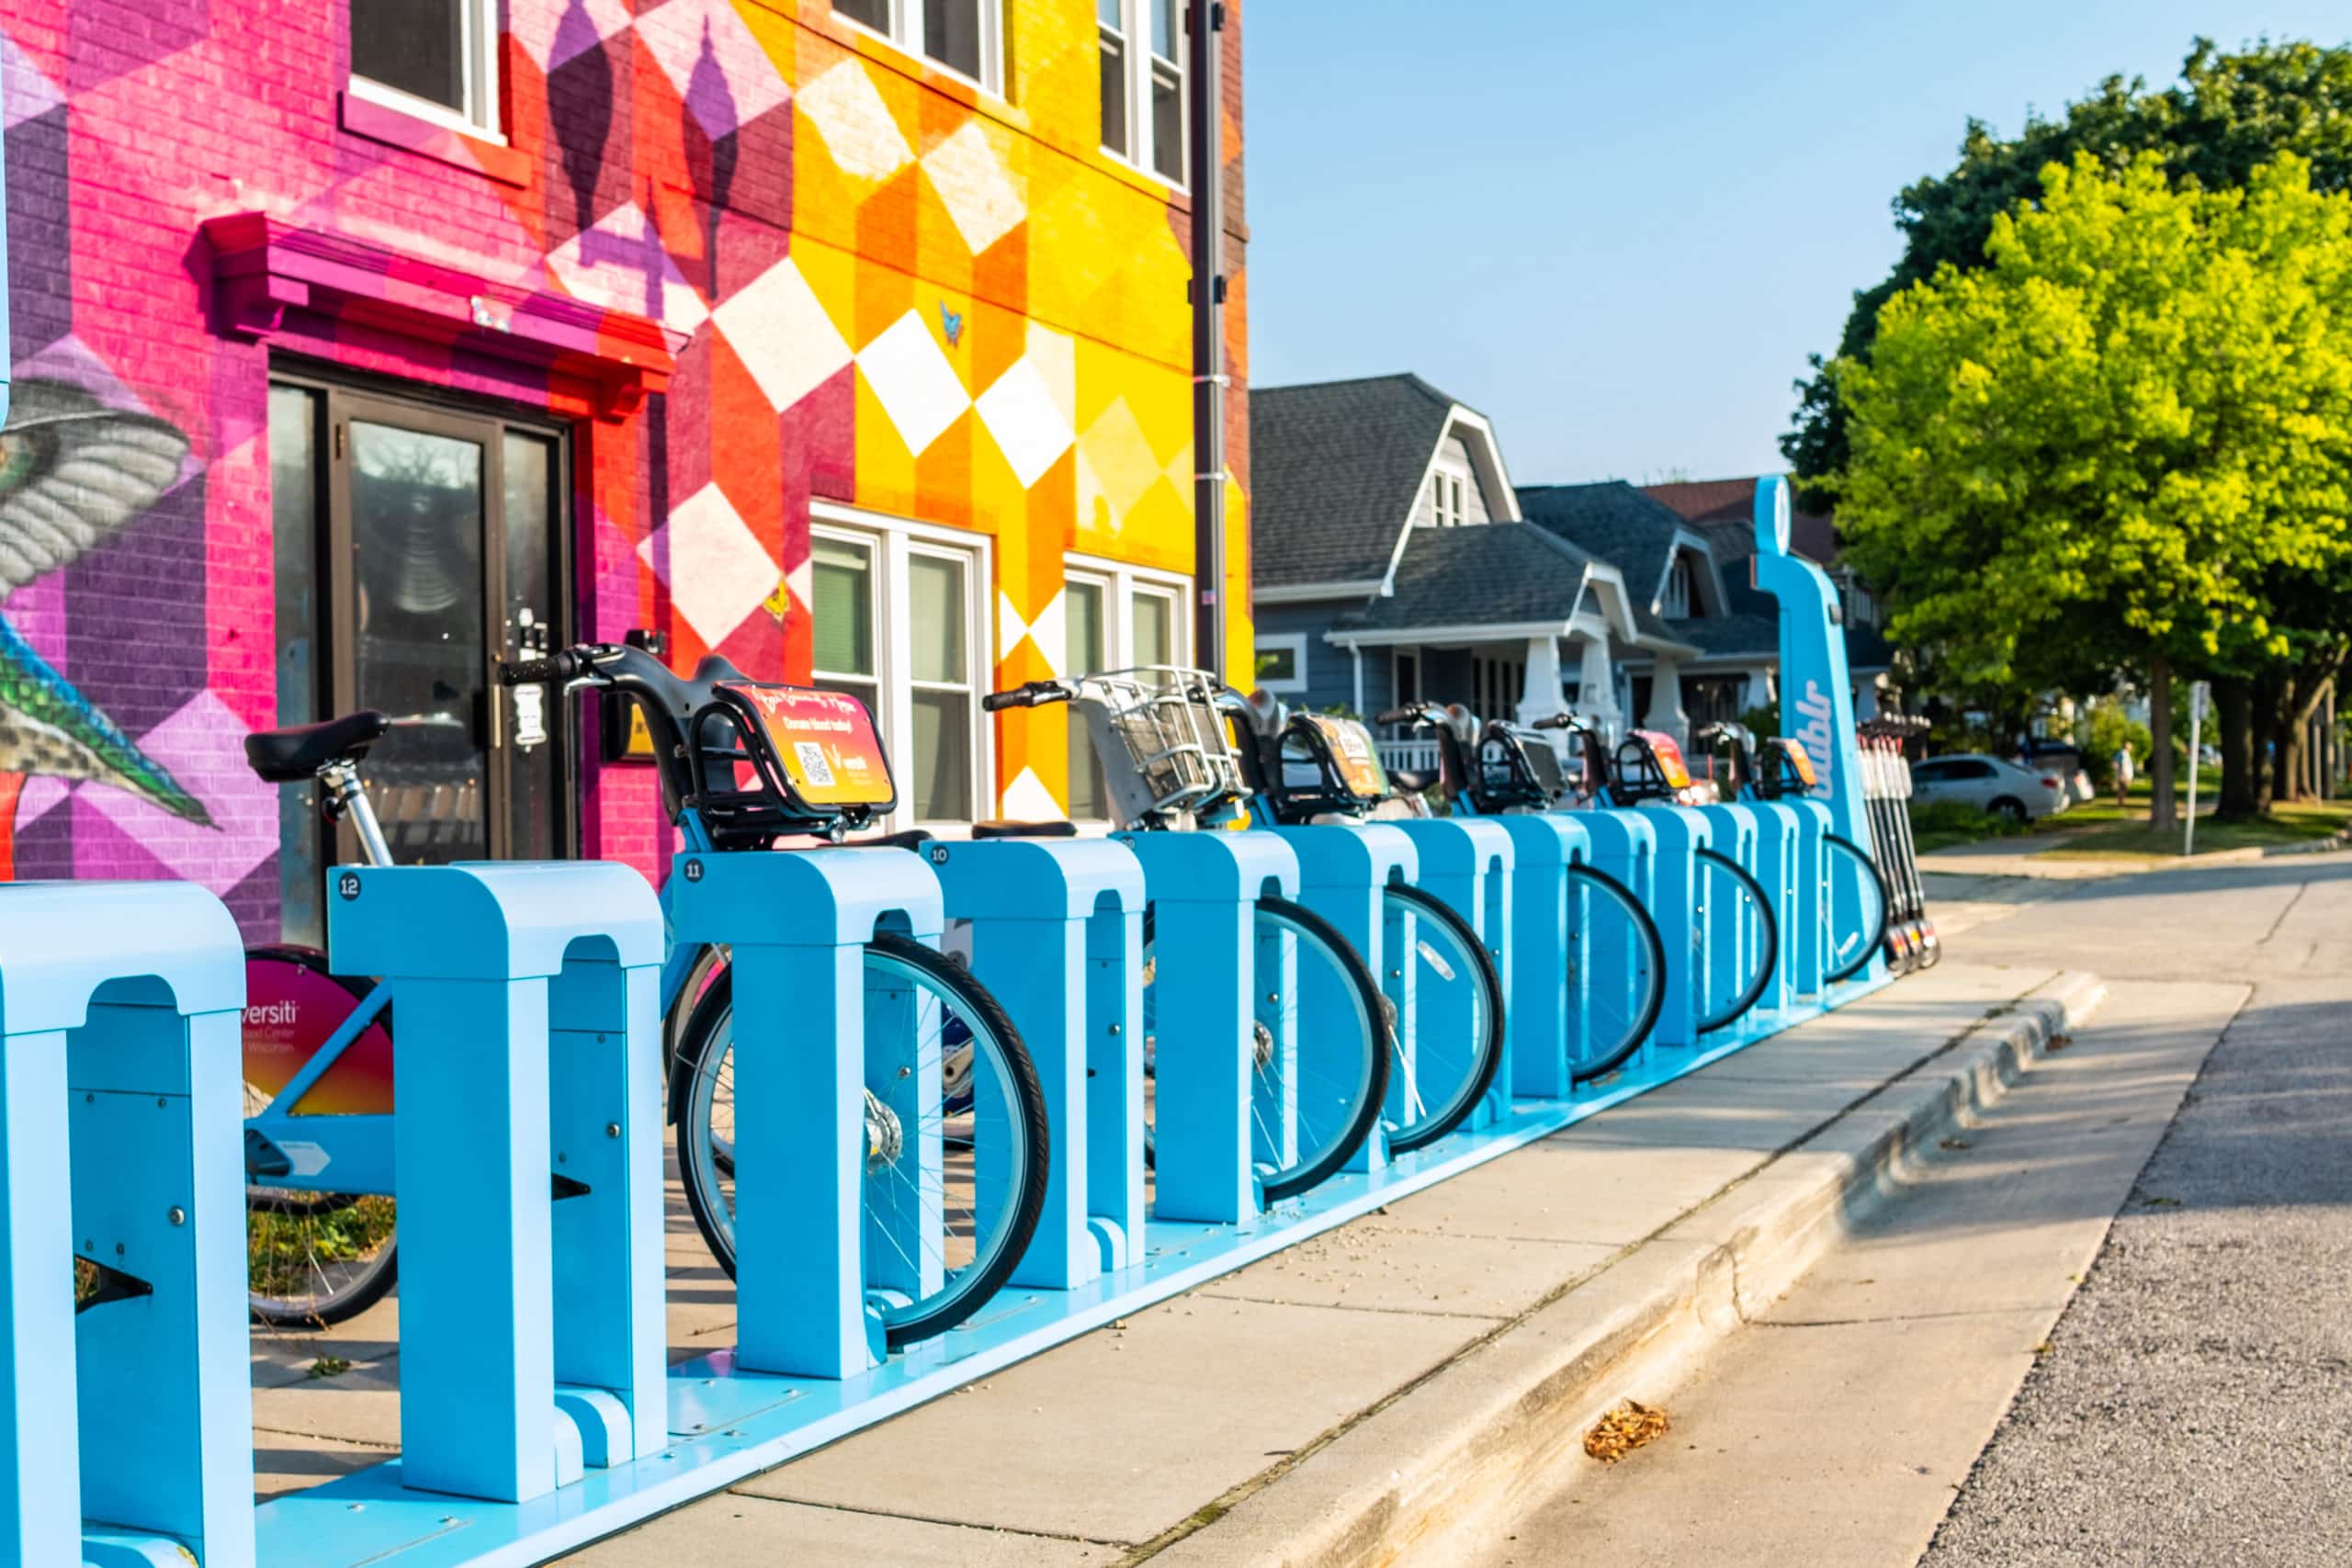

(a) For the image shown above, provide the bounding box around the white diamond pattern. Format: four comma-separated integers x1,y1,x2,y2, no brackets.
638,482,778,645
798,60,913,182
713,255,854,413
975,356,1074,488
922,120,1026,256
857,312,969,456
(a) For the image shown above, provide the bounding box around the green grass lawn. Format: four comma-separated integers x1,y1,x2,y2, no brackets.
1910,773,2351,859
2036,795,2352,859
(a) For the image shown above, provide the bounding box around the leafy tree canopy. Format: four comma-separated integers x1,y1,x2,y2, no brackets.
1785,38,2352,489
1831,153,2352,697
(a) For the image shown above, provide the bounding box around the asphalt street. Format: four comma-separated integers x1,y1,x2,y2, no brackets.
1920,851,2352,1566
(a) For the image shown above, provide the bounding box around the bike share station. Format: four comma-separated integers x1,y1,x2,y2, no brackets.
15,481,1904,1567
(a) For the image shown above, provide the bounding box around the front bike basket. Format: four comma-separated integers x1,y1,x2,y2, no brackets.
685,680,897,846
1267,713,1395,823
1611,728,1694,806
1069,667,1245,828
1470,722,1564,813
1755,737,1819,801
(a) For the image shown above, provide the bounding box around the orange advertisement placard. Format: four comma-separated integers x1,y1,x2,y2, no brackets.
1779,739,1819,788
722,682,895,807
1309,715,1390,799
1635,729,1692,789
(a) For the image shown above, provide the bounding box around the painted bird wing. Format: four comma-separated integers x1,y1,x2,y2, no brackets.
0,378,192,595
0,378,211,824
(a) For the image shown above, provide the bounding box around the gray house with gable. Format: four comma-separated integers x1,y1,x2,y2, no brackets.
1249,374,1893,769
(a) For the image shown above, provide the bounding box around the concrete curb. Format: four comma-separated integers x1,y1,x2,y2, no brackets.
1143,970,2109,1568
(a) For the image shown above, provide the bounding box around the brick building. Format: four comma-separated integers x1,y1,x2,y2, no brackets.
0,0,1250,942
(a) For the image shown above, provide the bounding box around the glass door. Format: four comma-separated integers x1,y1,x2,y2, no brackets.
271,377,571,940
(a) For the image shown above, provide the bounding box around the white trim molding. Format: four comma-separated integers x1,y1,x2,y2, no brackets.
1255,631,1309,694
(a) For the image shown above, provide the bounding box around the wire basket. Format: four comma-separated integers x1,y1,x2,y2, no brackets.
1068,666,1244,826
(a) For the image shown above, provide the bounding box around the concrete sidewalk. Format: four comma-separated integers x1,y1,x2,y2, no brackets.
547,961,2100,1566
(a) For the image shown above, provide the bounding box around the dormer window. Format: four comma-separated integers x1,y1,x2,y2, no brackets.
1430,468,1468,527
1663,551,1702,618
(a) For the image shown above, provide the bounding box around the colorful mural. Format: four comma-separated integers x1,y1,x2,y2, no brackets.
0,0,1250,932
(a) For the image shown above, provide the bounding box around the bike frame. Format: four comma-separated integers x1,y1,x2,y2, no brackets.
244,801,725,1197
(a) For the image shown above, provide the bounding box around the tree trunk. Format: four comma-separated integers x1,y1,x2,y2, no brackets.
2274,649,2348,806
2215,677,2257,818
2250,671,2282,814
2147,651,2177,832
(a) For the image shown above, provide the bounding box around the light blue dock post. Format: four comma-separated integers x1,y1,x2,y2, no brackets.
928,839,1146,1286
0,884,251,1568
1625,807,1709,1049
1777,798,1836,996
1391,819,1514,1130
1744,803,1806,1009
1115,831,1298,1224
668,849,944,1378
1272,824,1417,1174
328,863,667,1503
1691,804,1766,1031
1572,809,1658,1070
1481,815,1590,1100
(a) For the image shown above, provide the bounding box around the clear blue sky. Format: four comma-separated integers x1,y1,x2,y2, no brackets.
1243,2,2352,488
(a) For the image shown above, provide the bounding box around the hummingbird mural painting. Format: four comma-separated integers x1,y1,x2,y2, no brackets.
0,377,212,871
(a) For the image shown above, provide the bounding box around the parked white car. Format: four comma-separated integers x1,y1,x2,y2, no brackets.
1908,753,2073,823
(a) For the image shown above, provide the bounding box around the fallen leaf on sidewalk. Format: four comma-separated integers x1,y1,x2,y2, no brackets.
1939,1137,1972,1150
2045,1033,2074,1052
1584,1400,1670,1463
2143,1196,2182,1207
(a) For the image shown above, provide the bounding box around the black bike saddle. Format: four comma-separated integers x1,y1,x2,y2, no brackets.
244,711,392,783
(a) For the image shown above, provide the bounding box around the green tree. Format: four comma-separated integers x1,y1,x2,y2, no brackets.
1831,153,2352,830
1785,39,2352,502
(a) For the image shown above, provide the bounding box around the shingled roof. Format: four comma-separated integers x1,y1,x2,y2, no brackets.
1642,477,1839,565
1515,481,1688,613
1333,524,1696,654
1250,375,1463,589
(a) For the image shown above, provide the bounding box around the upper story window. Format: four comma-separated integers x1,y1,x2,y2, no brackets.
1100,0,1185,185
1429,468,1468,527
1663,552,1702,618
350,0,502,137
835,0,1006,94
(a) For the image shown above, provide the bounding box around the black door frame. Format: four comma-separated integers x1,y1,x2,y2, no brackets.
269,360,580,874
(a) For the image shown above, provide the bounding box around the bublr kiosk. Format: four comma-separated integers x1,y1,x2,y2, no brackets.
1751,477,1882,987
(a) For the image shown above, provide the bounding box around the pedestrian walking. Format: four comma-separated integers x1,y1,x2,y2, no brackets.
2113,744,2134,811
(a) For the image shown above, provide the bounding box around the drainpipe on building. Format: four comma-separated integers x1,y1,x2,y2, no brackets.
1187,0,1227,677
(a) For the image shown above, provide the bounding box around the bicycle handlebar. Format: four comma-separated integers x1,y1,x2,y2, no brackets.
1530,712,1582,732
498,651,585,686
982,679,1073,712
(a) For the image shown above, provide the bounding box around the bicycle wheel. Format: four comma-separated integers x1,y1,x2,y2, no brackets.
671,933,1050,1350
1819,833,1893,985
1141,897,1389,1203
243,947,400,1327
1562,863,1666,1083
1378,885,1504,1154
1692,847,1778,1033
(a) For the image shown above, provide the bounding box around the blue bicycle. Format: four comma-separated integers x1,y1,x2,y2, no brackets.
242,641,1049,1350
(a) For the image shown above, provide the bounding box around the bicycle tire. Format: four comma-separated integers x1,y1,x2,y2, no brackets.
669,932,1051,1350
1249,896,1392,1201
1377,884,1504,1155
1562,863,1667,1084
1693,847,1778,1032
1819,833,1893,985
243,945,400,1327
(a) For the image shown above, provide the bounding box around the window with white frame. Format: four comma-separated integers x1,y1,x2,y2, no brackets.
349,0,503,136
811,508,991,827
1061,557,1191,819
1663,552,1700,618
1099,0,1185,185
1429,468,1468,527
1256,633,1307,694
835,0,1006,94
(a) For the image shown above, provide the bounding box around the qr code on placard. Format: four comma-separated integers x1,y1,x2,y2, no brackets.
794,740,836,788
